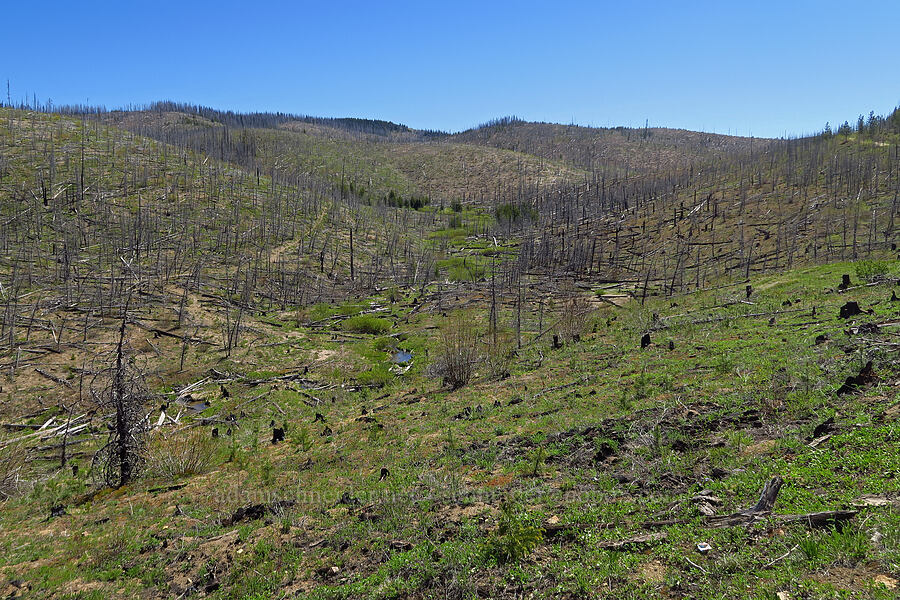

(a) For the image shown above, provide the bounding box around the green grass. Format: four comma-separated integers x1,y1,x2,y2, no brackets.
342,315,392,335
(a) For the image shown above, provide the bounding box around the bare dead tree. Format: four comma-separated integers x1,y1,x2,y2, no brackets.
91,299,149,488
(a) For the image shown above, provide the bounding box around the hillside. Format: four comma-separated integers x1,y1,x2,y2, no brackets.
450,118,769,174
0,103,898,599
99,108,588,207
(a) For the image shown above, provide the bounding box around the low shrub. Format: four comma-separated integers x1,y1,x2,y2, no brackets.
433,312,480,389
145,429,217,480
343,315,391,334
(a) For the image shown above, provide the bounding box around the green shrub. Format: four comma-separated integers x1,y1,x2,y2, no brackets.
854,259,890,282
343,315,391,334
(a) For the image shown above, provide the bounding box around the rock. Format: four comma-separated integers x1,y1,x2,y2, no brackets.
317,566,340,578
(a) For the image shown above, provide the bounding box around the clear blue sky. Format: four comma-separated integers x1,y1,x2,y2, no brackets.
3,0,898,138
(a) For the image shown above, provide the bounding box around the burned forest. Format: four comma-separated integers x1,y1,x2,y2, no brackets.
0,99,899,599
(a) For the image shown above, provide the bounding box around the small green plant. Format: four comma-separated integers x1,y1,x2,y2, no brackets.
292,426,313,453
260,459,274,487
827,526,869,565
530,445,547,477
798,535,821,563
358,365,393,387
373,336,397,353
486,500,544,564
713,354,735,376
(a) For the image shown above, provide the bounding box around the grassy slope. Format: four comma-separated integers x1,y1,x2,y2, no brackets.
1,261,898,599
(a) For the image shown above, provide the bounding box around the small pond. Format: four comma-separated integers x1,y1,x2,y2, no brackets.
391,350,413,364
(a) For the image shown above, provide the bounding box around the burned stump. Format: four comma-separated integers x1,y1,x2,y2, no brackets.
839,301,863,319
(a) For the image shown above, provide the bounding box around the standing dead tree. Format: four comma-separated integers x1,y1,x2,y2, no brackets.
91,300,149,488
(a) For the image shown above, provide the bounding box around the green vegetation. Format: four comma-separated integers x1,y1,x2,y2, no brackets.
342,315,392,335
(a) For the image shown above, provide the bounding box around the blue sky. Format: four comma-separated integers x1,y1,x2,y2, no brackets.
3,1,898,137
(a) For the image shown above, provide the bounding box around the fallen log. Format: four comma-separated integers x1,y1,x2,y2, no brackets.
599,531,668,550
